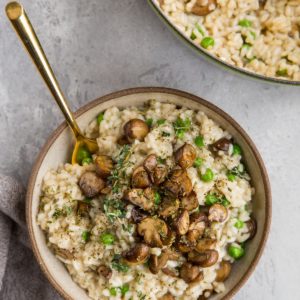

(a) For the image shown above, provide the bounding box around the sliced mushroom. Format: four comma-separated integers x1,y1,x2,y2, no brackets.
166,249,181,261
131,206,148,223
195,238,217,252
143,154,157,173
245,217,257,240
174,143,196,169
188,250,219,267
208,204,228,223
122,243,150,265
52,245,73,260
198,289,213,300
100,186,112,195
162,267,179,278
190,0,216,16
137,217,168,248
187,212,208,244
181,191,199,211
149,250,169,274
179,262,202,283
159,293,175,300
152,165,168,185
94,155,113,178
174,210,190,235
211,137,231,154
79,171,105,198
216,261,231,282
162,227,176,246
76,201,90,217
131,166,151,188
159,198,180,218
164,168,192,197
97,265,112,279
144,154,168,185
117,135,130,146
124,188,155,211
124,119,149,141
175,240,193,253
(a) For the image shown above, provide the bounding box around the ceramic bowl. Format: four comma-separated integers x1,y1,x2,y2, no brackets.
148,0,300,86
26,87,271,300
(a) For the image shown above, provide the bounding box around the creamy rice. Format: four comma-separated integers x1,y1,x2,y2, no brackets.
37,100,255,300
156,0,300,81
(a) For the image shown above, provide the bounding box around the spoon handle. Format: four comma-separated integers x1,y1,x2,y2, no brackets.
6,2,82,138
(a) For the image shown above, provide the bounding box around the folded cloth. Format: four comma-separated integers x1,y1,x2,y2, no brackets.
0,175,61,300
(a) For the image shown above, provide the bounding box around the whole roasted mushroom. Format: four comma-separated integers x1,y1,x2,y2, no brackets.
164,168,192,197
131,206,148,223
137,217,168,248
79,171,105,198
131,166,151,188
94,155,113,178
198,289,213,300
190,0,216,16
124,119,149,142
210,137,231,154
188,249,219,267
208,204,228,223
195,238,217,252
159,293,175,300
179,262,203,283
215,261,231,282
122,243,150,265
245,217,257,240
124,187,155,211
174,143,196,169
143,154,168,185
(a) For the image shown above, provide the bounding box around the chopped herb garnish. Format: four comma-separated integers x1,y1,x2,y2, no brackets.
195,23,205,36
227,165,248,180
161,131,171,137
154,192,161,205
103,198,126,222
227,171,236,182
157,119,166,125
109,287,117,296
173,117,191,139
111,255,130,273
52,205,73,219
238,19,252,27
190,32,197,40
82,231,90,243
120,284,129,296
146,118,153,127
157,157,166,164
276,69,288,77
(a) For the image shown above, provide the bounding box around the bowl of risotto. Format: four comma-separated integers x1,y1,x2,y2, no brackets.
148,0,300,85
26,87,271,300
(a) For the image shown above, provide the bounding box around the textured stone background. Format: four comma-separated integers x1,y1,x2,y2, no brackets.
0,0,300,299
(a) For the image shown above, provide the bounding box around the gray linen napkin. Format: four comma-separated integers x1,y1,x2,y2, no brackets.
0,175,61,300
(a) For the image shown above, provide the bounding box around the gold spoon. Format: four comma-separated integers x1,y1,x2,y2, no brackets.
6,2,98,164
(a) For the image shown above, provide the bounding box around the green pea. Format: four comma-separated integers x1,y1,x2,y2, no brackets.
97,113,104,125
120,284,129,296
221,198,231,207
232,144,242,156
227,172,236,182
194,136,205,148
100,233,115,245
154,192,161,205
241,43,251,50
201,37,215,49
82,157,93,165
228,245,245,259
109,287,117,296
205,194,218,206
201,168,214,182
177,130,185,139
157,119,166,126
194,157,203,168
276,69,288,77
146,118,153,127
234,220,244,229
238,19,252,27
76,146,92,164
82,231,90,243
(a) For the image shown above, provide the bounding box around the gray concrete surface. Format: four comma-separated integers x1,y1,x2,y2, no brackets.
0,0,299,299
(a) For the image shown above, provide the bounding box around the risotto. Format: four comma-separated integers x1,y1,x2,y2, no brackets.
155,0,300,81
37,100,256,300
